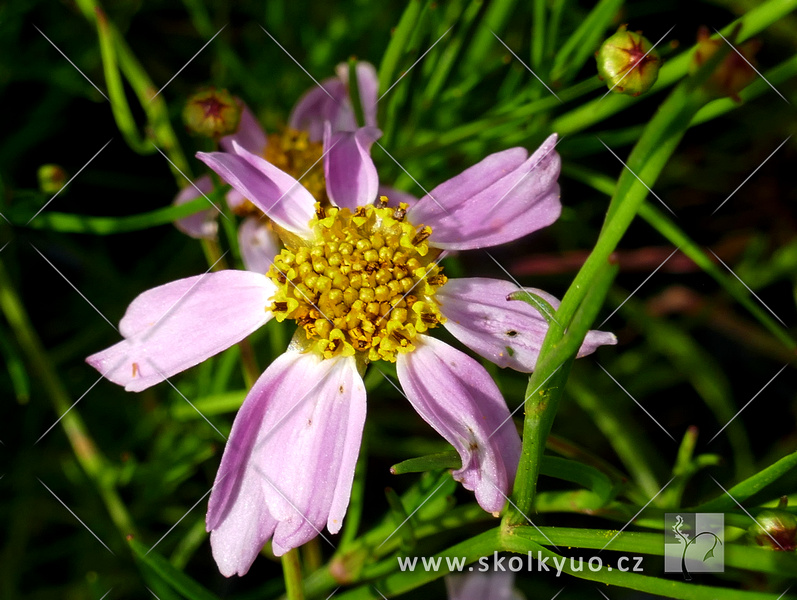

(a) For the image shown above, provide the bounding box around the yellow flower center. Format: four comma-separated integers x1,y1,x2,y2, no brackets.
267,199,447,362
264,128,326,201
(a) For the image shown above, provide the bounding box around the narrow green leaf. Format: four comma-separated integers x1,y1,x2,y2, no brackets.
504,527,797,592
96,8,150,154
695,450,797,512
171,390,246,419
0,327,30,403
638,202,797,352
531,0,546,71
549,0,622,83
378,0,426,97
568,374,664,499
420,0,482,107
390,451,460,475
539,456,615,504
15,196,214,235
460,0,520,69
507,289,558,325
348,56,366,128
385,487,415,552
129,538,222,600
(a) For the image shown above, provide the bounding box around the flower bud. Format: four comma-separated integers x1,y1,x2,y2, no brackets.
750,501,797,551
182,88,241,138
37,164,68,195
596,25,661,97
690,26,761,102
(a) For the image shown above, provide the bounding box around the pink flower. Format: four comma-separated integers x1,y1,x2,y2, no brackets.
174,62,379,274
87,129,615,577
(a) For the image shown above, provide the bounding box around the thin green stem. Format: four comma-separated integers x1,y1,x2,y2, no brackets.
76,0,191,177
508,45,733,524
0,258,136,538
348,57,366,129
283,548,306,600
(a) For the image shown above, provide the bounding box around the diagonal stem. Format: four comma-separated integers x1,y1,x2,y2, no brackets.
0,257,136,538
506,50,728,525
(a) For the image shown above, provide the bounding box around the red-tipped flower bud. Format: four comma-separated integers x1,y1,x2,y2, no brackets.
37,164,68,195
596,25,661,97
183,88,241,138
750,502,797,551
690,26,761,102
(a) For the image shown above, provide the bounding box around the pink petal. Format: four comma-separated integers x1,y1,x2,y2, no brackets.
220,100,267,155
324,124,381,209
86,271,275,392
197,142,315,237
289,78,349,142
289,62,379,141
172,175,218,240
378,185,420,208
396,336,521,513
238,217,281,274
209,465,277,577
407,134,561,250
258,353,366,553
437,278,617,372
334,61,379,129
225,188,247,212
208,350,366,557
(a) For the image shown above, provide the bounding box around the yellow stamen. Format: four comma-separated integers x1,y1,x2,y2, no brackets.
267,202,447,362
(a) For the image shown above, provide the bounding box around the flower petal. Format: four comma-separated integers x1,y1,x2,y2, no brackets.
225,188,247,212
289,78,348,141
209,463,278,577
209,350,366,556
378,185,420,208
396,336,521,513
220,100,267,155
407,134,561,250
197,142,315,237
290,61,379,141
257,353,366,553
324,124,381,209
238,217,281,274
86,271,275,392
172,175,218,240
334,61,379,129
437,278,617,372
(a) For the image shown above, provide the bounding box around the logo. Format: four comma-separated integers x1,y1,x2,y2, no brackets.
664,513,724,579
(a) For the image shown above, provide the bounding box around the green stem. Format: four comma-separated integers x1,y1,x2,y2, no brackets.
508,44,735,524
502,527,797,594
75,0,191,177
348,57,366,129
283,547,306,600
507,257,618,525
0,258,136,538
563,163,797,355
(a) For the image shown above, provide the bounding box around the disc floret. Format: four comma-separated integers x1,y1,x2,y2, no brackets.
264,128,326,201
267,198,447,362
